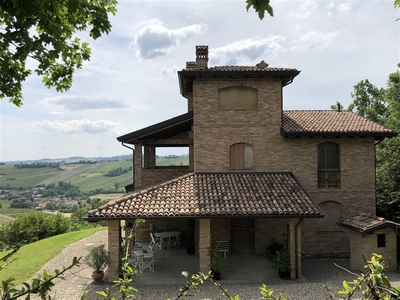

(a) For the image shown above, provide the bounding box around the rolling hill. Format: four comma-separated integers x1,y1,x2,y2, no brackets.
0,156,188,194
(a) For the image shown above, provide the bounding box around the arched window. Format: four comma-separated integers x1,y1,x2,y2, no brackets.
218,86,258,109
230,143,253,169
317,142,340,188
318,201,341,231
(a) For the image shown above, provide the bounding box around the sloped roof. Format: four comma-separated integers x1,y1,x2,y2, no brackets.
282,110,396,139
181,66,299,72
116,110,396,145
338,213,400,234
84,172,324,220
117,112,193,144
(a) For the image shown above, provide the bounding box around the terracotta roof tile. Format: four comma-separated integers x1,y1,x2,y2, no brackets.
182,66,299,72
85,172,323,220
282,110,396,137
338,213,399,233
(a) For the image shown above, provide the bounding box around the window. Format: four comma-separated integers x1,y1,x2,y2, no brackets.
230,143,253,169
218,86,258,109
318,201,341,231
317,142,340,188
377,234,386,248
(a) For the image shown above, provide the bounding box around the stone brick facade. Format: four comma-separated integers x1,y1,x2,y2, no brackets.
104,45,393,279
349,228,398,271
191,76,377,255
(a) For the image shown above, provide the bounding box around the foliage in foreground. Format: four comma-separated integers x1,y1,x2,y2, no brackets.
338,254,400,300
0,210,101,251
1,243,400,300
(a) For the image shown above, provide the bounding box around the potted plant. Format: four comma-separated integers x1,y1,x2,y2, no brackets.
209,239,222,280
277,245,291,279
84,244,110,282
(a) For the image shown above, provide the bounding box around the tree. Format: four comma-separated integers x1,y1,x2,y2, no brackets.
330,101,345,111
0,0,118,106
0,0,276,107
348,64,400,221
113,182,120,190
347,80,387,124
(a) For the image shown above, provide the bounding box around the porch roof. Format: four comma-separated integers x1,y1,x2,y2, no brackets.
338,213,400,234
117,111,193,145
84,172,324,221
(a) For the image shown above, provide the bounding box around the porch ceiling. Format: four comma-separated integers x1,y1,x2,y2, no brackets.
84,172,324,221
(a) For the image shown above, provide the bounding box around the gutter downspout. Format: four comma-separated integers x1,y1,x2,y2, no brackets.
373,139,383,215
295,218,304,279
122,143,135,191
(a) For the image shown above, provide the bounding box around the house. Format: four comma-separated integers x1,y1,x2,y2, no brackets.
84,45,397,280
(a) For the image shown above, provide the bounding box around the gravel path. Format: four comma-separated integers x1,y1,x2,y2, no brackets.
28,230,400,300
29,230,108,300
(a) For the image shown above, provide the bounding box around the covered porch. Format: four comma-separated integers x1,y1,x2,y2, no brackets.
84,172,324,281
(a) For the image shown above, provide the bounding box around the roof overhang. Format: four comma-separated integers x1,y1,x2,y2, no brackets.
83,172,324,221
178,69,301,98
280,128,398,140
117,112,193,145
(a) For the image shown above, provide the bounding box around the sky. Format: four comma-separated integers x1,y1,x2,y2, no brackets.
0,0,399,162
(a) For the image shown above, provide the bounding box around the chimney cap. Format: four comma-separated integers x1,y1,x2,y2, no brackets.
255,60,269,69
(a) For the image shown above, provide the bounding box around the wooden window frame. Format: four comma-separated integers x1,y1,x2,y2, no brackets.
230,143,253,170
317,142,340,189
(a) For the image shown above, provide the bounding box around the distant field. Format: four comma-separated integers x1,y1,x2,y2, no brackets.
0,214,14,224
64,161,133,193
0,165,62,188
0,156,188,194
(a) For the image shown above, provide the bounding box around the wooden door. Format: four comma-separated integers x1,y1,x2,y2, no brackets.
231,218,255,255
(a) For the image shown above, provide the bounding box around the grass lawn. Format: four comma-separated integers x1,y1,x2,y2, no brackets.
0,227,106,285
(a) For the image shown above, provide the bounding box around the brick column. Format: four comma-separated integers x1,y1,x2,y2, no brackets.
143,146,151,168
288,219,296,280
134,144,142,189
107,220,121,281
150,146,156,168
199,219,211,273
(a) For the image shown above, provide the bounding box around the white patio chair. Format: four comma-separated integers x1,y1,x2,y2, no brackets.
139,252,154,272
149,232,161,250
130,244,143,267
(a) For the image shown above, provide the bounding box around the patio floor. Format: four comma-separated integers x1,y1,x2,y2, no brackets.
126,243,277,285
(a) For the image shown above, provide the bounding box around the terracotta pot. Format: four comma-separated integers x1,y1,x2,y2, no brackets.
91,270,104,282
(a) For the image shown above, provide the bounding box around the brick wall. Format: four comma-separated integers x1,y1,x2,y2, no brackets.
135,218,192,244
350,229,398,271
192,78,377,255
141,169,190,189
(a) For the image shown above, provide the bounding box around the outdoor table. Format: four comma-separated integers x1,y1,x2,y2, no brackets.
154,231,181,249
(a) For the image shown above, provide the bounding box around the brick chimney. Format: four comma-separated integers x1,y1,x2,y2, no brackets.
186,61,197,69
195,45,208,69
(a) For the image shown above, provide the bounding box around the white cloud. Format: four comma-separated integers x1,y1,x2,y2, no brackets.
289,0,319,20
326,2,352,14
40,95,129,111
130,19,205,59
290,31,340,52
337,3,352,12
162,64,181,76
33,119,125,135
210,36,287,65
